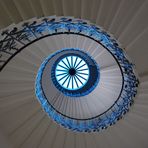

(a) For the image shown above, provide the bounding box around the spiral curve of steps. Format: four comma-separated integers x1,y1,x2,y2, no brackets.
0,0,148,148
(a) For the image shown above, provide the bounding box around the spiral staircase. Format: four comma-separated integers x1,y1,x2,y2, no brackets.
0,0,148,148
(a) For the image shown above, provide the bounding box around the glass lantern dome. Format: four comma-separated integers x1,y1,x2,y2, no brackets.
55,55,90,90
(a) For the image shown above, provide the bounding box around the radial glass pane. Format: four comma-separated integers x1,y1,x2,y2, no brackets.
55,55,89,90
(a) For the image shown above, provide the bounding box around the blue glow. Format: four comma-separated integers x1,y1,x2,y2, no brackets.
50,48,99,97
55,56,89,90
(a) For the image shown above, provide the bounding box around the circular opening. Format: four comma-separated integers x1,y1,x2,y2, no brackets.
50,49,100,97
55,55,90,90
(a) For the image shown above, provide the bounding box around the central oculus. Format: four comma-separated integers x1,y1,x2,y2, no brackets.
50,48,99,97
55,55,90,90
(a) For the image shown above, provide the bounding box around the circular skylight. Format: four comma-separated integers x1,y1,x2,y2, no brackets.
51,49,99,97
55,56,89,90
